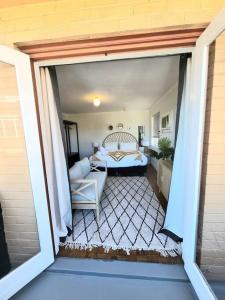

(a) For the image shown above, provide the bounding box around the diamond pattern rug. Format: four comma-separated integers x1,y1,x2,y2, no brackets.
63,176,181,257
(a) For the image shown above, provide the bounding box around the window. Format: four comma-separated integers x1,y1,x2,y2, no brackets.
151,112,160,147
161,111,173,132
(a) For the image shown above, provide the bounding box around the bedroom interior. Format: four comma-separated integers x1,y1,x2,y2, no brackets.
37,53,189,263
17,48,190,263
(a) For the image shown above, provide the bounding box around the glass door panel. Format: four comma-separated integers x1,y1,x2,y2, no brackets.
0,46,53,300
196,30,225,300
0,61,40,275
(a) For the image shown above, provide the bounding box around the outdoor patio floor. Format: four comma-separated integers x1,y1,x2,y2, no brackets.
12,258,197,300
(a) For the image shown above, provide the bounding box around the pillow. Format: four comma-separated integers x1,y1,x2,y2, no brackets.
79,157,91,177
105,142,118,152
69,162,83,189
99,146,108,156
120,142,137,151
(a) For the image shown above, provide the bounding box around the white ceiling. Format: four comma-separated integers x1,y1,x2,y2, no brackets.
56,56,180,114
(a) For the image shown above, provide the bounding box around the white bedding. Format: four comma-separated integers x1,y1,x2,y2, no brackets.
90,150,148,168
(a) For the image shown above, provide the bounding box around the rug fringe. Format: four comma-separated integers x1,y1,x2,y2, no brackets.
59,240,181,257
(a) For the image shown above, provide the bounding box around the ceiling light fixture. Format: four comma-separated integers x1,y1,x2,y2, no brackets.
93,97,101,107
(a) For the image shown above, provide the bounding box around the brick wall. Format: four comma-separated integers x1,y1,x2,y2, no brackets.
0,62,39,268
199,31,225,281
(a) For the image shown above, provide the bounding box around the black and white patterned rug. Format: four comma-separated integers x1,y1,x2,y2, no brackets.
63,176,181,257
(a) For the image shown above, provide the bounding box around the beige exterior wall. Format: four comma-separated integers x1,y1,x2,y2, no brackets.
0,0,224,47
0,1,224,268
199,31,225,281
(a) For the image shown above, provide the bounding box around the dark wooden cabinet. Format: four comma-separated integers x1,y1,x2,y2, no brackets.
63,120,80,168
67,152,80,168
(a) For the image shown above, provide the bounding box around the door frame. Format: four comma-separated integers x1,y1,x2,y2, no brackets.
33,45,194,256
0,46,54,300
15,22,221,299
182,8,225,300
25,24,201,256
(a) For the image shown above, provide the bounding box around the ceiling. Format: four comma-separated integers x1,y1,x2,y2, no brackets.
56,56,180,114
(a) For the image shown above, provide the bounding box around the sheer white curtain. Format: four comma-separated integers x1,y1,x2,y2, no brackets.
162,57,191,240
40,67,72,253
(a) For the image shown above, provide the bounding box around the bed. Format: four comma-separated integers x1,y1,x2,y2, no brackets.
90,132,148,176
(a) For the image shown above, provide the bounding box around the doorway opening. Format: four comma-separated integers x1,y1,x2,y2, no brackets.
36,52,190,264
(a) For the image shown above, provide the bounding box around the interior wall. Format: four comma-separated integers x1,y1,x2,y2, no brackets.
149,83,178,169
198,31,225,281
63,110,150,159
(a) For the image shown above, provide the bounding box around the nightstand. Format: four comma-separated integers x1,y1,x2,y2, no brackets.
157,159,173,201
139,146,148,154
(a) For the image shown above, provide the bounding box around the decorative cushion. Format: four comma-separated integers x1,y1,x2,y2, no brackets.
105,142,118,151
99,146,108,155
79,157,91,178
120,142,137,151
69,162,83,189
92,154,101,161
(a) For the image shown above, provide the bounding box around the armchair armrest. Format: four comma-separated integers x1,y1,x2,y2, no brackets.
70,178,96,185
91,160,107,173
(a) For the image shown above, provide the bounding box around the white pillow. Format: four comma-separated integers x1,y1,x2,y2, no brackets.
99,146,108,155
120,142,137,151
69,162,83,189
105,142,118,152
79,157,91,177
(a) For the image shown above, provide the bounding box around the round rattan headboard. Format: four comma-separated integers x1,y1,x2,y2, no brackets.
102,132,139,150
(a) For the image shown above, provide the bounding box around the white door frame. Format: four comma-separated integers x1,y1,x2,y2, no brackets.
33,46,194,255
182,8,225,300
0,46,54,300
33,9,225,297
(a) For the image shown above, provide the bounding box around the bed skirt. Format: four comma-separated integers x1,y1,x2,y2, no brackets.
105,165,147,176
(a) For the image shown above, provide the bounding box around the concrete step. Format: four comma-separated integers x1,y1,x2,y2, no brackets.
12,258,197,300
48,257,188,282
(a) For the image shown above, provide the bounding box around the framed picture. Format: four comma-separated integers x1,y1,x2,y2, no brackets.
161,111,173,131
117,123,123,130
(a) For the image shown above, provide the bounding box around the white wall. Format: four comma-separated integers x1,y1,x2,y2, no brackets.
63,110,150,159
149,83,178,169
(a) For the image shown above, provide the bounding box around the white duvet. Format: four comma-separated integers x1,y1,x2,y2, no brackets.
90,150,148,168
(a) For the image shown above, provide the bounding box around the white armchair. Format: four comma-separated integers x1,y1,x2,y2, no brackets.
70,158,107,224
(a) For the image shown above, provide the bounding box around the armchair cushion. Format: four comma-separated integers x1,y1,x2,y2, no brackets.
79,157,91,177
69,162,83,189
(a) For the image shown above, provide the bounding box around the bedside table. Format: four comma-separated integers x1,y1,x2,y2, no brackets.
139,146,148,154
157,159,173,201
140,147,150,164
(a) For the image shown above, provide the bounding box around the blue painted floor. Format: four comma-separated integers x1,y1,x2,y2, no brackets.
211,282,225,300
12,258,197,300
